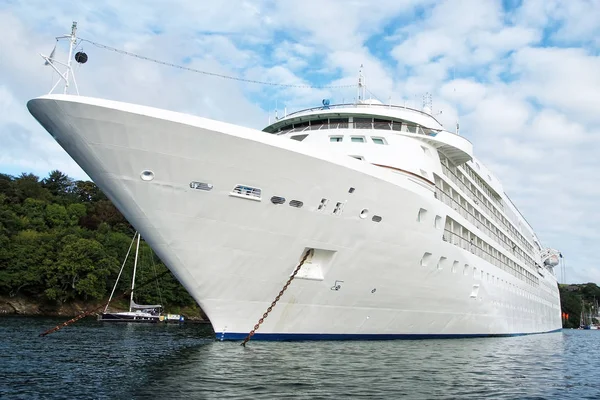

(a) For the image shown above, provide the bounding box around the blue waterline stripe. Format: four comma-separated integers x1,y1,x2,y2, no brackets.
216,329,563,341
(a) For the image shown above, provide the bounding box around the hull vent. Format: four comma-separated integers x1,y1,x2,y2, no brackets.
190,181,213,191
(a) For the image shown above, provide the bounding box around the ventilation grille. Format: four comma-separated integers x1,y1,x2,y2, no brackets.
230,185,261,200
289,200,303,208
190,181,213,191
271,196,286,204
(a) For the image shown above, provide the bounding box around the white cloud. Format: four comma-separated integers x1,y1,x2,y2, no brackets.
0,1,599,284
510,47,600,125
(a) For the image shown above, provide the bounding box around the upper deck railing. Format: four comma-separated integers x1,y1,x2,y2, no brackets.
272,120,433,136
283,102,439,120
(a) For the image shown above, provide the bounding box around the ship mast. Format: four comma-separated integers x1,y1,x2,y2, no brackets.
357,64,366,103
129,233,142,312
41,21,82,95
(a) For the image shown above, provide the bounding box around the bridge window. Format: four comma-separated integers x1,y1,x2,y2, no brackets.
330,136,343,142
294,121,309,129
329,118,348,128
374,119,391,130
354,118,372,129
371,137,386,145
351,136,365,143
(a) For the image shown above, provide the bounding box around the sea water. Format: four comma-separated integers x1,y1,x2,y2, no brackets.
1,316,599,399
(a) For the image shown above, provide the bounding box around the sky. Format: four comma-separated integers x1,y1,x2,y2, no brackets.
0,0,599,284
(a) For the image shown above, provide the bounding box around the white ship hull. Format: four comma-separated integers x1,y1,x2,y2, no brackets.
28,94,562,340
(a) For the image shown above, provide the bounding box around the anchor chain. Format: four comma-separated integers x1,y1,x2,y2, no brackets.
39,269,172,337
241,248,313,346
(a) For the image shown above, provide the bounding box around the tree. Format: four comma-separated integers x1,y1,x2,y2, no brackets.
42,170,75,200
46,237,119,301
66,203,87,226
0,230,56,297
0,173,16,201
14,173,51,202
20,198,48,231
73,180,107,203
80,200,130,232
0,168,201,316
45,204,69,228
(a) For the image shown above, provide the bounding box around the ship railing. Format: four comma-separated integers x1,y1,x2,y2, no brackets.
440,163,533,257
443,229,536,286
277,121,430,136
436,188,535,271
282,102,442,123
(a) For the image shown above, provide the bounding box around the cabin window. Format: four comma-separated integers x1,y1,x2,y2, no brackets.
330,136,343,142
351,136,365,143
372,137,386,145
291,134,308,141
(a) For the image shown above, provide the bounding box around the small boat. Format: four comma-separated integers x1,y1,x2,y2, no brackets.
98,233,184,323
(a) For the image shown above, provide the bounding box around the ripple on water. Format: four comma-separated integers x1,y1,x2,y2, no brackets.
1,317,600,399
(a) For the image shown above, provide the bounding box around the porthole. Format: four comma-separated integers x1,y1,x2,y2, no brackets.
140,170,154,181
271,196,286,205
359,209,369,219
289,200,303,208
372,215,382,223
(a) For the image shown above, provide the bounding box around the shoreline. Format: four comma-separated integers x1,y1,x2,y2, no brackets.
0,295,210,323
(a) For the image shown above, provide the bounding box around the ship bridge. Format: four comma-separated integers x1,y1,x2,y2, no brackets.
263,101,473,166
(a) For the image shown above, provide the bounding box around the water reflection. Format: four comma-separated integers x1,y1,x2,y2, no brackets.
2,318,599,400
137,330,599,399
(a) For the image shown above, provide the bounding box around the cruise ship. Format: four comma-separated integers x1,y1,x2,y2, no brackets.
27,27,562,340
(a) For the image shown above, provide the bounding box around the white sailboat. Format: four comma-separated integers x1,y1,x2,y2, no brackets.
98,233,184,323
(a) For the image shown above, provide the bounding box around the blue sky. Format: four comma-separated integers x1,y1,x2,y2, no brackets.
1,0,599,284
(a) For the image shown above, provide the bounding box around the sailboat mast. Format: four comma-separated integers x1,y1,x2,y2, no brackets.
129,233,141,312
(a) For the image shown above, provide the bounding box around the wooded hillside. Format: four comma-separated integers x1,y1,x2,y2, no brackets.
0,171,196,312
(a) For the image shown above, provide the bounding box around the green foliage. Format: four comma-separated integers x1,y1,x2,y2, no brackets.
559,283,600,328
0,170,198,312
